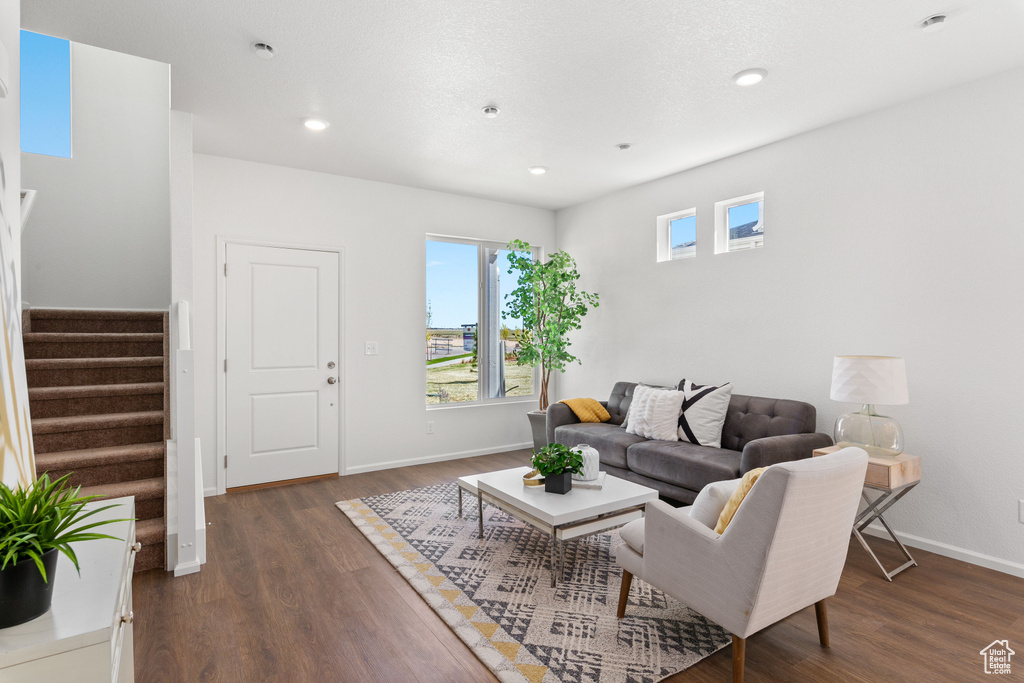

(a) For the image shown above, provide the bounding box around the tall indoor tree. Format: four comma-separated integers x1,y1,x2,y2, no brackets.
504,240,599,412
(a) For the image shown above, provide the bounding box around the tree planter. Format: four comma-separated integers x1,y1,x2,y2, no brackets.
0,548,59,629
544,472,572,495
528,410,548,453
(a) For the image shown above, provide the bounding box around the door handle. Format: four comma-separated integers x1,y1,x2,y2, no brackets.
327,377,337,384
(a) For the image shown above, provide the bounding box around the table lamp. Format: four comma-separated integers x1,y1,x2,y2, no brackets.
830,355,908,458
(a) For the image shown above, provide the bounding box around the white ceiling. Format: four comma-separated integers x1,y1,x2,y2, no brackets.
21,1,1024,210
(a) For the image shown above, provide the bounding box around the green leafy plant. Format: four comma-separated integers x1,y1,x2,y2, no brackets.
504,240,599,411
531,443,584,477
0,473,129,582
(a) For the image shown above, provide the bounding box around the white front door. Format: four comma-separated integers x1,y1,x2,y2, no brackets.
225,244,340,488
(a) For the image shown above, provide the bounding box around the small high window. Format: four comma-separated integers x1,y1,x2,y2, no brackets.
715,192,764,253
21,30,72,158
656,208,697,262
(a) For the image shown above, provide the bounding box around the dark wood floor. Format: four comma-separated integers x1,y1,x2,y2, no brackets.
134,450,1024,682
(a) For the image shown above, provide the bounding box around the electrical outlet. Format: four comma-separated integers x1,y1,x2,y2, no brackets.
1019,499,1024,523
426,421,435,435
364,341,379,355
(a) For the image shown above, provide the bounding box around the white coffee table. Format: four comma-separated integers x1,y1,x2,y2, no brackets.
458,466,659,586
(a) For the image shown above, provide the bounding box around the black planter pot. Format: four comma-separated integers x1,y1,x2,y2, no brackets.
544,471,572,495
0,548,59,629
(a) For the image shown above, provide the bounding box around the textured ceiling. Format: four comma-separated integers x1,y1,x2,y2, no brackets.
21,1,1024,210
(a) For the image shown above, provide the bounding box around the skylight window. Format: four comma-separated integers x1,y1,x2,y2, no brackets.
656,208,697,262
21,30,72,159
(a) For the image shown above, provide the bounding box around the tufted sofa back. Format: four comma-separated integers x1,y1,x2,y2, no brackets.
605,381,817,452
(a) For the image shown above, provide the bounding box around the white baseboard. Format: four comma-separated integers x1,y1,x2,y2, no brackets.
344,442,532,476
203,486,218,497
862,523,1024,579
167,526,207,576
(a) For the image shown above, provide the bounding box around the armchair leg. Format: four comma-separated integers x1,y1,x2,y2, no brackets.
617,570,633,619
732,635,746,683
815,599,830,648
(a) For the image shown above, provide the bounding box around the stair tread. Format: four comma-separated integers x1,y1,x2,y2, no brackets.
135,517,165,545
26,356,163,369
33,410,164,434
82,476,165,501
30,309,166,320
30,382,165,400
36,442,165,471
24,332,163,343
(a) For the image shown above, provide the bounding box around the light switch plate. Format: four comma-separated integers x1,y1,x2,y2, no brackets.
365,341,379,355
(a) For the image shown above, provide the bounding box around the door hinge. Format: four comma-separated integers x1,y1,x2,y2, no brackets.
224,455,228,468
224,263,228,276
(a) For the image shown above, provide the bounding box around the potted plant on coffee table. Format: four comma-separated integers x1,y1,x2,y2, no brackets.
0,473,128,628
531,444,584,495
505,240,599,452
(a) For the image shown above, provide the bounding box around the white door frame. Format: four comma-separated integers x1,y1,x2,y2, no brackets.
216,236,345,495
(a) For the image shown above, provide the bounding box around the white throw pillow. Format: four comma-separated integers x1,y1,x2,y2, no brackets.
624,384,655,437
687,478,742,529
644,389,684,441
677,379,733,449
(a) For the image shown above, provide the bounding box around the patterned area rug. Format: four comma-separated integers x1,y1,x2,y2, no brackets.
337,482,730,683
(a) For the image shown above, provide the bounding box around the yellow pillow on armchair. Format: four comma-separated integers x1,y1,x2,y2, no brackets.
714,467,767,534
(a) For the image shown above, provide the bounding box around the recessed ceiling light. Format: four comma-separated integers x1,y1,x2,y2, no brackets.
733,68,767,86
302,117,329,131
482,106,500,118
251,42,275,60
529,166,548,175
617,143,631,151
920,14,946,33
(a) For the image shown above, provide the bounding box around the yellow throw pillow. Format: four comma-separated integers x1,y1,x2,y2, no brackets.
559,398,611,423
714,467,767,534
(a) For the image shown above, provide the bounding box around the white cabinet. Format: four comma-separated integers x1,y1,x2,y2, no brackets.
0,497,137,682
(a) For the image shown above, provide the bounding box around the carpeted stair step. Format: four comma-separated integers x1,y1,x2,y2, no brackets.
32,411,165,454
35,442,165,488
81,476,165,521
26,309,165,334
26,356,164,387
23,332,164,360
134,517,166,572
29,382,165,418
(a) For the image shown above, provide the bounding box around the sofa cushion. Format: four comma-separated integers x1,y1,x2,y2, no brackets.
688,477,742,529
619,518,646,555
720,395,817,452
553,423,646,469
626,440,741,493
605,382,635,426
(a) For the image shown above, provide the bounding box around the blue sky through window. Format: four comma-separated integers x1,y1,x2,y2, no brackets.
21,30,72,158
670,215,696,248
426,241,525,329
728,201,761,228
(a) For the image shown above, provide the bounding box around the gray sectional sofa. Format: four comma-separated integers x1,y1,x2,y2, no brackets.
547,381,833,504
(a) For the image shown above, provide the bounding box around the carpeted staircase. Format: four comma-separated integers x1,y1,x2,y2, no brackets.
22,309,169,572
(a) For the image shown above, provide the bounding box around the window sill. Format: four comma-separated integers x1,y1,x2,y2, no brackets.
426,397,539,411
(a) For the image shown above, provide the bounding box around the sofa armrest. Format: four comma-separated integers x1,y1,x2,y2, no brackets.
545,402,581,445
740,432,834,474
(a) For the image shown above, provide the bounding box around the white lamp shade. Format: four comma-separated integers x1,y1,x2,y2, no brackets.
830,356,909,405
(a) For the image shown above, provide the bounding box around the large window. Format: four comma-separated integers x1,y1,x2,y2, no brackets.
21,31,72,158
714,192,764,253
426,238,537,406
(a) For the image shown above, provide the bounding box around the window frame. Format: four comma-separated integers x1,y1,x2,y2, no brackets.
20,30,73,159
425,235,541,409
656,207,697,262
714,191,765,254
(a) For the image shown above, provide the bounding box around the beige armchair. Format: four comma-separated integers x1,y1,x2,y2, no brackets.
616,447,869,682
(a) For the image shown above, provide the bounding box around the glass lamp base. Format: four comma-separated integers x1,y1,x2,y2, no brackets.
834,405,904,458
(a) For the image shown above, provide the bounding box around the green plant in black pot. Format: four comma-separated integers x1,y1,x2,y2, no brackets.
0,472,129,628
531,444,583,495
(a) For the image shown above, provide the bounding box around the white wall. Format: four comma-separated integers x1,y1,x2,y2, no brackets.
192,154,555,492
0,3,20,294
556,67,1024,570
21,41,170,310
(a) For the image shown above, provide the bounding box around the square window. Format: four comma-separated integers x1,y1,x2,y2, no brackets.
656,208,697,261
715,192,764,253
